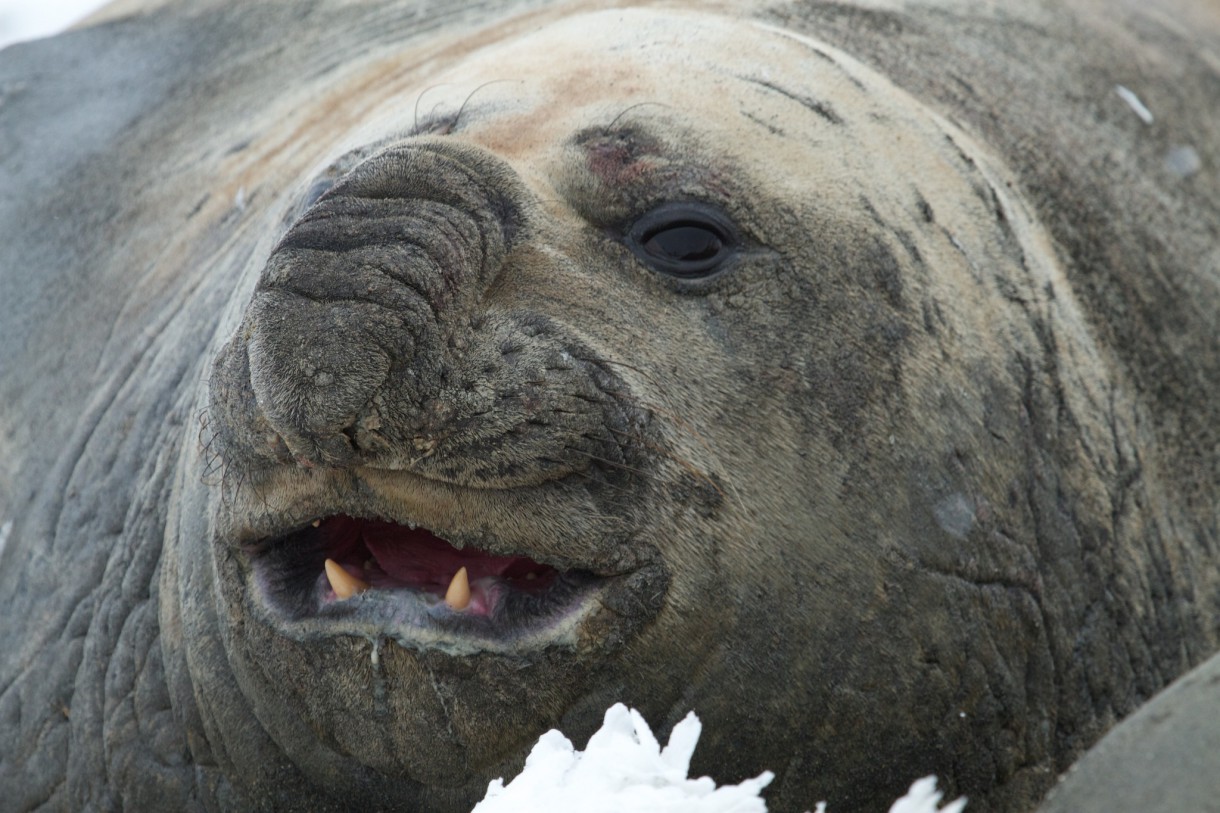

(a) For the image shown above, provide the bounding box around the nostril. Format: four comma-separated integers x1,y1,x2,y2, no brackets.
244,286,394,464
340,425,361,454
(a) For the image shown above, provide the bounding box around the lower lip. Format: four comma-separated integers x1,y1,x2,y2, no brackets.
255,565,608,656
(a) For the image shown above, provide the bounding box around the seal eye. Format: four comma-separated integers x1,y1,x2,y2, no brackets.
628,204,737,278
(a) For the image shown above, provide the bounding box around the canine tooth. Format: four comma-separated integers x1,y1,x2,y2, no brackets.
445,567,471,610
311,519,321,527
325,558,369,600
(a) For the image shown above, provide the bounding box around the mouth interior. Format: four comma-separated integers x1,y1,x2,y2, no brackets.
256,514,571,621
322,514,559,596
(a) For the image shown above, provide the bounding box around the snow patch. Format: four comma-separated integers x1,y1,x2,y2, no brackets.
475,704,772,813
887,776,967,813
474,703,966,813
0,0,112,51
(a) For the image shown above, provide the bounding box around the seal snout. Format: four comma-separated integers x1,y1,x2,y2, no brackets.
211,142,527,470
208,140,641,491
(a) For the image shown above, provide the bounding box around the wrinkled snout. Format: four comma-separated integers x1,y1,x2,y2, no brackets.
207,139,640,489
210,141,528,469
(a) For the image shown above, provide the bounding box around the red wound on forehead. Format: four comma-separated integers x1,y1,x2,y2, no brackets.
584,132,662,186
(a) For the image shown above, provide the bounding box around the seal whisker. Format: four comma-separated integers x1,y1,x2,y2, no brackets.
547,458,648,500
561,446,658,482
198,407,228,486
569,354,730,500
605,426,726,502
412,84,451,133
592,357,722,456
452,80,519,131
606,101,674,130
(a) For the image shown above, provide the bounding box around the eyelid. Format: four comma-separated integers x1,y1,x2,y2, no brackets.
626,202,739,278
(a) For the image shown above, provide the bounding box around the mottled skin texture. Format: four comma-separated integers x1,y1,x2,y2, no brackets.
0,1,1217,812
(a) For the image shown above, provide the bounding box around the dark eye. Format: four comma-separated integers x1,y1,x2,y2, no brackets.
628,203,738,278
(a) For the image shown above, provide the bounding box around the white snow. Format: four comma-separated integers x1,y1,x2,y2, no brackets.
887,777,967,813
0,0,111,51
1115,85,1154,125
474,703,966,813
474,704,772,813
0,520,10,558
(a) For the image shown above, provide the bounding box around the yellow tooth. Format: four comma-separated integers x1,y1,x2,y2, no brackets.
311,519,321,528
325,558,369,600
445,566,471,611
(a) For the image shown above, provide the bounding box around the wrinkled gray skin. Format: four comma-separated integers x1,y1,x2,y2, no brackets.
1,1,1217,811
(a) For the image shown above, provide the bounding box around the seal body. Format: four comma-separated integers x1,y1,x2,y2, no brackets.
0,1,1217,811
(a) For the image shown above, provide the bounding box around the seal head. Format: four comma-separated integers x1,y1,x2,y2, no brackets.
165,7,1210,811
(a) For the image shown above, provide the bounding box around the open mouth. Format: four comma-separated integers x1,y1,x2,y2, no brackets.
248,514,609,652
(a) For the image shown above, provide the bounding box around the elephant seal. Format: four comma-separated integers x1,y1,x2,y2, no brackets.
0,1,1217,811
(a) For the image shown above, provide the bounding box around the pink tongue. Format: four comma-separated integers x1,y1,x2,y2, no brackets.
361,520,530,588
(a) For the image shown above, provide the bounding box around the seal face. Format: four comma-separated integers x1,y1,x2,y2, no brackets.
190,8,1126,809
209,138,665,656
